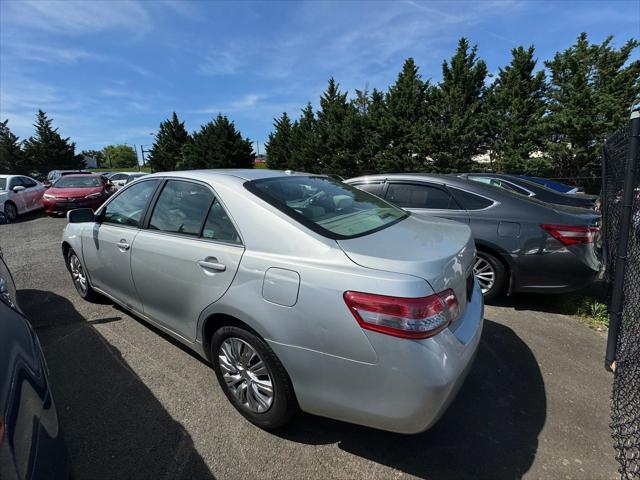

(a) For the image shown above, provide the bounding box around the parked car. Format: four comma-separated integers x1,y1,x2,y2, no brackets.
0,249,69,479
0,175,46,222
45,169,92,187
346,173,601,301
62,170,483,434
516,175,582,194
109,172,145,189
124,172,148,185
42,173,114,214
459,173,597,209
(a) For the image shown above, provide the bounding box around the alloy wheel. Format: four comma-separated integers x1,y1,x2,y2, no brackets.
218,337,274,414
474,256,496,294
69,254,88,295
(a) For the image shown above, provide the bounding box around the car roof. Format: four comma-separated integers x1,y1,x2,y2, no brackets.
58,173,102,178
145,169,314,182
347,172,479,189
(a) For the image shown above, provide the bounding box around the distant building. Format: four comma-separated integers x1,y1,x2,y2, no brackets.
81,155,98,169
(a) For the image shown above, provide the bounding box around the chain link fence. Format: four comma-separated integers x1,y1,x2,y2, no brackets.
602,115,640,479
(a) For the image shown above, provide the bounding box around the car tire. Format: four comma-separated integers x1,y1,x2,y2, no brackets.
474,251,506,302
4,202,17,222
211,325,298,429
67,248,99,302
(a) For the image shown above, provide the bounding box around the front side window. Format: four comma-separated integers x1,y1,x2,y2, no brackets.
0,178,6,190
103,180,159,227
386,183,458,210
20,177,37,188
353,182,383,196
149,180,213,236
8,177,21,190
246,176,407,239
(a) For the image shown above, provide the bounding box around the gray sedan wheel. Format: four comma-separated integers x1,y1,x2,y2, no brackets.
211,326,298,429
474,251,506,301
67,248,98,301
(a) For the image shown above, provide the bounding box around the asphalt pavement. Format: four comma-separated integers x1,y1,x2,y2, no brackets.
0,212,619,479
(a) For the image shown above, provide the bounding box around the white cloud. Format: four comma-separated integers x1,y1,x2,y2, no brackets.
1,0,150,35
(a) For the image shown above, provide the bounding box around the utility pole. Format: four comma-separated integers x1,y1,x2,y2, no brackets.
140,145,147,168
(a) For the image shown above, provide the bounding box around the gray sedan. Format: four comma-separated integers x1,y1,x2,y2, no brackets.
347,174,601,301
61,169,483,434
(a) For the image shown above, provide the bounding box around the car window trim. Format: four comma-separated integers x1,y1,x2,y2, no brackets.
98,178,163,230
384,180,464,211
141,176,245,246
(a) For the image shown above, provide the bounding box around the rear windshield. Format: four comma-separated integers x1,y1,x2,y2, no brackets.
246,176,408,239
54,176,102,188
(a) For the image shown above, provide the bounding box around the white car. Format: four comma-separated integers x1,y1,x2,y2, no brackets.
0,175,46,221
109,172,143,190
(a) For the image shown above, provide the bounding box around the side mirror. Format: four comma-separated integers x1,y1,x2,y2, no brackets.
67,208,96,223
12,186,25,193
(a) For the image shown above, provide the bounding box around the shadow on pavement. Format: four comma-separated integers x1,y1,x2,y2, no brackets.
19,289,215,480
277,319,546,480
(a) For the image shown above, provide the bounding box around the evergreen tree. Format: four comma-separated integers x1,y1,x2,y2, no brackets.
79,149,105,168
290,103,320,173
102,145,138,168
180,114,254,169
23,110,79,173
0,120,30,174
375,58,429,172
428,38,488,172
315,78,364,176
357,88,386,174
544,33,640,181
487,46,547,174
147,112,190,172
265,112,293,170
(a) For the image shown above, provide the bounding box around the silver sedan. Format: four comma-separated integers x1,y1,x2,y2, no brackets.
61,169,483,433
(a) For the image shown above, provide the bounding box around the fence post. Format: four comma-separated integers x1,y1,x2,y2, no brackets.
605,109,640,371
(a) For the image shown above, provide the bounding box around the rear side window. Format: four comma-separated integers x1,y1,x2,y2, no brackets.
246,176,407,239
450,188,494,210
353,182,383,197
202,199,242,245
386,183,458,210
149,180,214,236
103,180,159,227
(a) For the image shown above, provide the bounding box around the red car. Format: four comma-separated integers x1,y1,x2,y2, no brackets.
42,174,114,214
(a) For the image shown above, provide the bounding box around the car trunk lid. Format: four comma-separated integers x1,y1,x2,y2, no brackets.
336,212,476,311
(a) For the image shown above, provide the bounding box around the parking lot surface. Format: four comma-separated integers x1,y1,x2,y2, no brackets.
1,213,618,479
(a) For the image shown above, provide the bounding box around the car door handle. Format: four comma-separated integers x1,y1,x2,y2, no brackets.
198,259,226,272
117,240,130,251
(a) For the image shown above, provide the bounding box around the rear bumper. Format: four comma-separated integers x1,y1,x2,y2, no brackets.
511,247,601,294
268,279,484,434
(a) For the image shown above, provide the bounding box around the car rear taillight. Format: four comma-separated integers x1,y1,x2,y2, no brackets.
343,290,460,339
541,224,599,246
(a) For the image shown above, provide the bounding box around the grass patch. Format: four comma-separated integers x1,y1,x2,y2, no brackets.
555,295,609,330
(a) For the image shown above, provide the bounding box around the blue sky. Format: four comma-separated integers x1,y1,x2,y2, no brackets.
1,0,638,161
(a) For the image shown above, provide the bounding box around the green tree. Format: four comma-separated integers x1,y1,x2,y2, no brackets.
180,114,254,169
265,112,293,170
102,144,138,168
428,38,489,172
0,119,30,174
290,103,320,173
487,45,547,174
376,58,429,172
147,112,190,172
79,149,105,168
315,78,364,176
23,110,79,173
544,33,640,182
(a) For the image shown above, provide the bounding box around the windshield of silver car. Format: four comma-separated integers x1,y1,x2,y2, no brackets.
247,176,408,239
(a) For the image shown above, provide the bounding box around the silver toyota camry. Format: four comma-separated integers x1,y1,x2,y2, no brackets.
61,169,483,434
